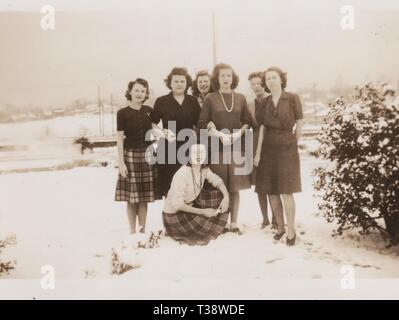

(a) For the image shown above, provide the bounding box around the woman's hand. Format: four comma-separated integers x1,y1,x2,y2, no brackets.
150,127,165,140
163,129,176,142
220,196,229,213
231,130,242,143
119,162,128,178
207,121,216,131
220,132,232,146
202,208,218,218
254,153,260,167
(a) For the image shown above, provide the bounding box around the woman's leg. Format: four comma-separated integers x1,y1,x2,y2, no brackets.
281,194,295,239
257,192,270,226
268,194,285,234
127,203,138,234
268,195,278,228
137,202,148,233
230,191,240,226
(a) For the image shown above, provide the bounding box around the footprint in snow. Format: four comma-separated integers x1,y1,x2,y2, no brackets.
265,257,285,264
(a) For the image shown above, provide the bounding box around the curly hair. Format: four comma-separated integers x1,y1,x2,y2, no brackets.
262,66,287,93
125,78,150,102
164,67,193,93
210,63,239,91
248,71,264,81
192,70,213,97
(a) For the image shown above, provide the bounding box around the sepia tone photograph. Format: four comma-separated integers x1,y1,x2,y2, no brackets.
0,0,398,301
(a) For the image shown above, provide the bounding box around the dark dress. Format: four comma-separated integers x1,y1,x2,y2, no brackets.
197,91,252,193
247,95,268,185
115,105,160,203
150,92,201,197
255,91,303,195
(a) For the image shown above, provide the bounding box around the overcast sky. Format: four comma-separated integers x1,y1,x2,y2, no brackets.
1,0,398,108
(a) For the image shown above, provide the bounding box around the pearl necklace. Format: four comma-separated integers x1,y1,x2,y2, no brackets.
191,167,203,197
218,90,234,113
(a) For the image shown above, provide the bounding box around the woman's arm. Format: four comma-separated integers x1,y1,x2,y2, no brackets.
177,203,217,218
230,123,250,144
216,182,229,213
216,182,229,199
178,203,210,216
116,131,127,177
295,119,304,141
292,93,304,142
232,97,252,141
254,124,264,166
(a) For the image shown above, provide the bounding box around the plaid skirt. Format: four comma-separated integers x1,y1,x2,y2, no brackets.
162,183,228,245
115,147,160,204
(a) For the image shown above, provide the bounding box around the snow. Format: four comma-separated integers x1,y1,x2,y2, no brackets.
1,158,399,299
0,114,116,141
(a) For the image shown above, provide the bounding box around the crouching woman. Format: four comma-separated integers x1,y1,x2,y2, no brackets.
162,144,230,245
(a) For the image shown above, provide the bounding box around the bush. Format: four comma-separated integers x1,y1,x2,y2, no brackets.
313,83,399,245
0,235,17,276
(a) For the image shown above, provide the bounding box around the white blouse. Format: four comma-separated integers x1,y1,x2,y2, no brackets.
163,165,224,213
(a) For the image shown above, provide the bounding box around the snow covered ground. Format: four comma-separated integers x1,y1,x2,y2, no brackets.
0,114,116,141
1,157,399,299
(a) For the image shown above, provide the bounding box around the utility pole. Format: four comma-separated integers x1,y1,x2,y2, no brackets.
212,11,217,67
110,94,114,136
313,83,317,120
97,86,102,136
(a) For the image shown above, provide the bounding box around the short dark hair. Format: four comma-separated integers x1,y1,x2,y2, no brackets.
125,78,150,101
262,66,287,93
164,67,192,93
248,71,264,81
210,63,239,91
192,70,213,97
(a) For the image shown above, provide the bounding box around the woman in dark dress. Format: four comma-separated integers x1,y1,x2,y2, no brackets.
150,67,202,197
254,67,304,246
247,71,277,230
197,63,252,234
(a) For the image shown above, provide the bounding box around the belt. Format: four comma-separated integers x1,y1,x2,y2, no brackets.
266,127,292,134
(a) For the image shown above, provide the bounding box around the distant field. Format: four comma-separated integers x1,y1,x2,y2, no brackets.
0,113,322,171
0,103,325,142
0,113,116,142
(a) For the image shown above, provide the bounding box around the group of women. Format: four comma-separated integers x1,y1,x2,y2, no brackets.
115,63,304,247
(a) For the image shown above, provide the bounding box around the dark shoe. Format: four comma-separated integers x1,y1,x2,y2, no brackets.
261,222,270,229
230,227,244,235
286,234,296,246
222,226,230,234
273,231,285,241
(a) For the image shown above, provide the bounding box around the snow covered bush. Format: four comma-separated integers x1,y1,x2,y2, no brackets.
111,231,163,275
313,83,399,245
0,235,16,276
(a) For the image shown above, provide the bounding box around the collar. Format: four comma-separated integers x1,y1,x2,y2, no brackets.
280,91,289,99
256,93,268,102
168,91,187,105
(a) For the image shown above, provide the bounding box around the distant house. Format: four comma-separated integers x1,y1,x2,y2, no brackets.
53,108,65,117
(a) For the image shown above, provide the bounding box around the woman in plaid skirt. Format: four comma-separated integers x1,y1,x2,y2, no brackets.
163,144,230,245
115,78,161,234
